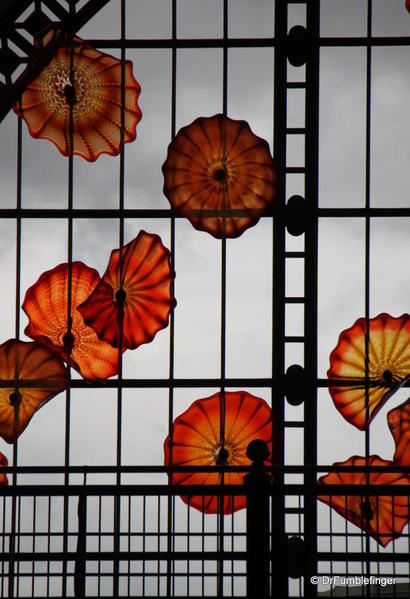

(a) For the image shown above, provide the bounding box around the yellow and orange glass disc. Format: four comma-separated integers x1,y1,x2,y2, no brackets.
0,452,8,486
78,231,175,350
388,399,410,466
0,339,68,444
328,313,410,430
22,262,122,380
13,26,142,161
318,455,410,547
162,114,278,238
164,391,272,514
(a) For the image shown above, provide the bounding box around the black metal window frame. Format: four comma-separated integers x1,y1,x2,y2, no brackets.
0,1,409,597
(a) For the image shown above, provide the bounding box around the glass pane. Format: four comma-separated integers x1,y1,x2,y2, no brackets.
320,0,366,37
178,0,222,39
319,48,366,207
371,47,410,208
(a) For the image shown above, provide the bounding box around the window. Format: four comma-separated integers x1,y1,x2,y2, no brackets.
0,1,409,597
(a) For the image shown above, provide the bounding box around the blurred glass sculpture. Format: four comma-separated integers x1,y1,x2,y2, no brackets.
388,398,410,466
12,25,142,161
318,455,410,547
0,339,68,443
0,452,8,486
22,262,122,380
162,114,278,238
164,390,272,514
78,231,175,350
328,313,410,430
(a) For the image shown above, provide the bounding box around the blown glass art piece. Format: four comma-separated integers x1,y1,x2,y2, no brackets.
22,262,122,380
0,452,8,486
388,398,410,466
78,231,175,350
318,455,410,547
406,0,410,14
13,25,142,161
164,390,272,514
328,313,410,430
0,339,68,443
162,114,278,238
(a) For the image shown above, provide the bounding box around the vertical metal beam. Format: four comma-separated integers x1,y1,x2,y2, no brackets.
245,441,271,598
271,1,288,596
74,493,86,598
304,1,320,597
216,2,229,596
113,0,127,594
364,1,373,587
166,1,177,595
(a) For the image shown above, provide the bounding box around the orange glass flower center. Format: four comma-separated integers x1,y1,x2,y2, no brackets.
214,446,229,465
371,359,403,384
9,390,22,408
208,440,242,466
211,165,229,185
382,369,393,385
54,71,84,106
62,331,75,354
115,287,127,308
350,496,377,522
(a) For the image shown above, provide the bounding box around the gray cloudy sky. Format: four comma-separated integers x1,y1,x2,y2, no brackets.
0,0,409,595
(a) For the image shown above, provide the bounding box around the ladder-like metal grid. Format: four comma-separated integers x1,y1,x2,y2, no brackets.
0,0,409,597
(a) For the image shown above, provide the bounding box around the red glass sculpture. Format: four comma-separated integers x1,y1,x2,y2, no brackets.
13,25,142,161
0,339,68,444
78,231,175,350
406,0,410,14
328,313,410,430
22,262,122,380
164,390,272,514
318,455,410,547
0,452,9,486
162,114,278,238
388,399,410,466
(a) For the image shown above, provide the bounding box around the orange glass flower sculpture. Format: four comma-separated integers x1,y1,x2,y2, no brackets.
13,25,142,161
318,455,410,547
328,313,410,430
0,452,9,486
78,231,175,350
164,391,272,514
22,262,122,380
388,399,410,466
0,339,68,444
162,114,278,238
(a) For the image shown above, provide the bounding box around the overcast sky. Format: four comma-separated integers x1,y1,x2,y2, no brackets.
0,0,409,596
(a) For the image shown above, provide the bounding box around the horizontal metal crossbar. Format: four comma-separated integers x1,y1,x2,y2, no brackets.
1,484,409,496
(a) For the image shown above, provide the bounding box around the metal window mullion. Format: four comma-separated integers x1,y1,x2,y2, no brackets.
7,99,23,599
32,495,36,596
270,1,288,596
363,0,373,577
46,495,51,597
216,4,229,598
113,1,127,596
2,206,410,219
166,1,177,596
127,495,131,596
303,0,320,596
142,495,146,595
61,36,76,599
98,495,102,596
